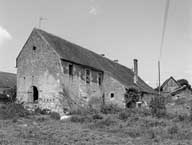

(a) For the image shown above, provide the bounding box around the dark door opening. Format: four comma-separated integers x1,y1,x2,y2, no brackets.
32,86,38,102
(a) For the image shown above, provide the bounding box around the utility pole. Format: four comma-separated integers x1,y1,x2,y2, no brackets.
38,17,47,28
158,0,170,96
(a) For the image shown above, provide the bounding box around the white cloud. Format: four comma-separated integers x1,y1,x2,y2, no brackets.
0,26,12,46
89,7,97,15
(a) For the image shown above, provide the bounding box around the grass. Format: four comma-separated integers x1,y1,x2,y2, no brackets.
1,103,192,144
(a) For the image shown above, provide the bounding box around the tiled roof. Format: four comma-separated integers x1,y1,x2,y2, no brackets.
35,28,155,94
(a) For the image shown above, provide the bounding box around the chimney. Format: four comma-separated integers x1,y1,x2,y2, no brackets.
133,59,138,84
100,54,105,57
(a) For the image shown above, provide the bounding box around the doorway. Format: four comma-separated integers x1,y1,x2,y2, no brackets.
32,86,38,102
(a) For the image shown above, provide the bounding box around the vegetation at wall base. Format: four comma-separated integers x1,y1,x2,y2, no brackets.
1,102,192,144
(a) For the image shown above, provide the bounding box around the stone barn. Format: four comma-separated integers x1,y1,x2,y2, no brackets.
16,28,155,114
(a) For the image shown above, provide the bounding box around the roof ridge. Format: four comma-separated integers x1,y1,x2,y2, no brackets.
34,28,155,94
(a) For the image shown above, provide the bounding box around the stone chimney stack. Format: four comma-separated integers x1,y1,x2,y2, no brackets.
133,59,138,84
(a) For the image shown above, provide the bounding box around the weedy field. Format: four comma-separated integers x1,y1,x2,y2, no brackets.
1,103,192,145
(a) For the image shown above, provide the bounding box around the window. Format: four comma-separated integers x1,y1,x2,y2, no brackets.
69,64,73,76
33,46,36,51
110,93,114,98
86,69,90,84
98,73,102,86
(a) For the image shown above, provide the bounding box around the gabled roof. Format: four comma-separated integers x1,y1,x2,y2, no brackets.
160,76,180,90
33,28,155,94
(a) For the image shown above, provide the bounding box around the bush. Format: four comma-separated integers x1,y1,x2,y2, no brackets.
70,115,91,123
70,107,98,115
35,108,51,115
149,96,166,118
0,103,30,119
177,114,188,122
167,124,179,135
37,116,47,122
118,110,131,121
92,113,103,120
50,112,60,120
124,88,140,108
100,104,122,114
89,116,117,129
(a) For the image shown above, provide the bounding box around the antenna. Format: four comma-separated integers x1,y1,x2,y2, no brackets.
38,17,47,28
158,0,170,96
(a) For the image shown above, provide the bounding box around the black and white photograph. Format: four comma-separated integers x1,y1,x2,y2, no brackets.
0,0,192,144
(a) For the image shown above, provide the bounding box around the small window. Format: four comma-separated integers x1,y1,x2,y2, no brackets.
86,69,90,84
33,46,36,51
110,93,114,98
98,73,102,86
69,64,73,76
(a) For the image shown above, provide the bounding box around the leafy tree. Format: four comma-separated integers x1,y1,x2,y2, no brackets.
124,88,140,108
177,79,191,89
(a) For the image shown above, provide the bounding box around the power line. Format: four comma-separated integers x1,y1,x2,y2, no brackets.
158,0,170,95
159,0,170,59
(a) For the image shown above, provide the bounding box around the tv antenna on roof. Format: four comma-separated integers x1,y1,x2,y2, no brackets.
158,0,170,95
38,17,47,28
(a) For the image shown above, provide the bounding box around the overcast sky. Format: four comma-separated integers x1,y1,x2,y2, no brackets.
0,0,192,87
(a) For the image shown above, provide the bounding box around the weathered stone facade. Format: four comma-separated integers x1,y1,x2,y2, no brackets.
103,73,126,108
17,30,105,113
17,30,64,113
16,28,155,114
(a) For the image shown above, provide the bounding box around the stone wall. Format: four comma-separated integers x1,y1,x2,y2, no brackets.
60,60,103,109
16,30,64,114
103,73,126,108
16,29,133,112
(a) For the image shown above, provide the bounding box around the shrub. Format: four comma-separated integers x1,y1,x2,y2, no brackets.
89,116,117,129
70,107,98,115
50,112,60,120
149,96,166,118
35,108,51,115
167,124,179,135
177,114,188,122
118,110,131,121
100,104,122,114
70,115,91,123
124,88,140,108
0,103,30,119
37,117,47,122
92,113,103,120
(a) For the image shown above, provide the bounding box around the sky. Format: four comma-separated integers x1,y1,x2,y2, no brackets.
0,0,192,88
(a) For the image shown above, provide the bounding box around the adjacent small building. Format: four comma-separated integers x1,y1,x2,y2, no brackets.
16,28,155,114
158,76,192,99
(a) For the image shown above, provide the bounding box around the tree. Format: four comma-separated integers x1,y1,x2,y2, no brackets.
124,88,140,108
177,79,191,89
